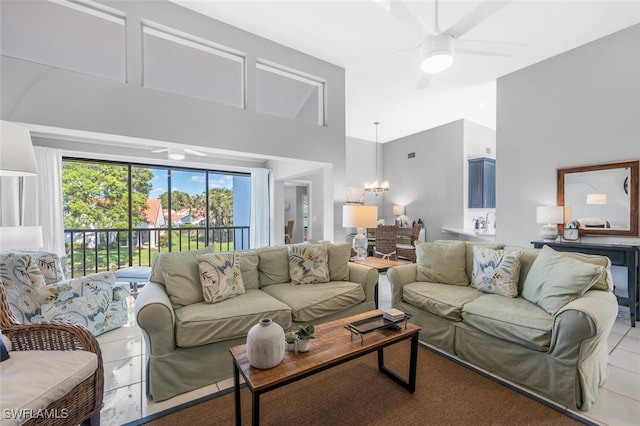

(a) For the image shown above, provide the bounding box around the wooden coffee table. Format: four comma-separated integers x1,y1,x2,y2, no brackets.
230,310,420,425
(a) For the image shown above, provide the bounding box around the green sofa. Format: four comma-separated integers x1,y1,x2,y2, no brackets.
387,242,618,411
135,244,378,401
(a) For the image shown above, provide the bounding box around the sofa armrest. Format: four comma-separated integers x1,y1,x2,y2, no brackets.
135,282,176,355
348,262,379,304
550,290,618,361
387,264,418,306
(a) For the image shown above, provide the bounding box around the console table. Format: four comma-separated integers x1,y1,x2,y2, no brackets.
532,241,639,327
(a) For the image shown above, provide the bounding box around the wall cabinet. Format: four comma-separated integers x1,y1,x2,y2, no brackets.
468,157,496,208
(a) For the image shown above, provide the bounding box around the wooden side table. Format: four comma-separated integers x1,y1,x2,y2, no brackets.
350,256,410,308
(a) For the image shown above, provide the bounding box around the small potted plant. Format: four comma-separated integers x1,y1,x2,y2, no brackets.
285,333,296,351
295,324,315,353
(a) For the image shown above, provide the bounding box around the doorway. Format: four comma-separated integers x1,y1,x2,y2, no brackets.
284,182,310,243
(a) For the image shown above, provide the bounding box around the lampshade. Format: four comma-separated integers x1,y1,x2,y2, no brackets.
0,121,38,176
342,205,378,228
392,205,405,216
563,206,573,224
420,34,454,74
536,206,564,224
0,226,44,249
586,193,607,204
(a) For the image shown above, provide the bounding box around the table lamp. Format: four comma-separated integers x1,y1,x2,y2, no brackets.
343,205,378,261
393,205,405,226
536,206,564,241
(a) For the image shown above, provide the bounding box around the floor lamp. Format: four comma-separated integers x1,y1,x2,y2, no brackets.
0,120,43,250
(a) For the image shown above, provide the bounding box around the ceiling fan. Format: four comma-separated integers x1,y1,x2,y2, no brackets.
376,0,526,86
151,147,208,161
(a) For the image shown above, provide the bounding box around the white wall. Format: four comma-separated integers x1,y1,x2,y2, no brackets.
0,0,346,243
381,120,466,242
497,24,640,247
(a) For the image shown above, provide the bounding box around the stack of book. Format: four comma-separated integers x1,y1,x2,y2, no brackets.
383,308,405,321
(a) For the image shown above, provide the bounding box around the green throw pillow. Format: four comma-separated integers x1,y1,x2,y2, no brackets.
471,246,523,297
160,246,216,307
415,241,468,286
257,246,290,286
196,253,245,304
521,245,605,315
288,243,330,285
326,242,351,281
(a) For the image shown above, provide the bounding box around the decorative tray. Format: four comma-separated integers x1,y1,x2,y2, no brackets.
344,313,411,344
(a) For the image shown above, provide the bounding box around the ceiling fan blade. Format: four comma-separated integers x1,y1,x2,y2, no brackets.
378,0,436,38
151,148,168,153
456,39,527,57
444,0,512,39
185,149,207,157
415,73,432,91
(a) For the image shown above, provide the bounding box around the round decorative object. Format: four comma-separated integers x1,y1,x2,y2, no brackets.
246,318,285,369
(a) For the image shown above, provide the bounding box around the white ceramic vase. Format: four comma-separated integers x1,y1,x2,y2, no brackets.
296,337,311,353
246,318,285,369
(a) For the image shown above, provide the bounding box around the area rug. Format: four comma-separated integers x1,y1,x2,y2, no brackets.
134,341,592,426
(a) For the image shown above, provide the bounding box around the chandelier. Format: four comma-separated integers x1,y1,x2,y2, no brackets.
364,121,389,196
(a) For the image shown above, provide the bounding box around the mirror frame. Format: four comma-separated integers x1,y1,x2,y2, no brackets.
557,160,639,236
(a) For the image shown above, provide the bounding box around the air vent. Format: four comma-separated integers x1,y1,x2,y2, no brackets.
485,147,492,155
408,152,416,159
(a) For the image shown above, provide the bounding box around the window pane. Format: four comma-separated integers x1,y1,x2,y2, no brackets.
170,170,207,252
1,0,125,81
143,24,244,108
256,62,324,125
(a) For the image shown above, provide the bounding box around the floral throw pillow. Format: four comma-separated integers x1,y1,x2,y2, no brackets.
471,246,524,297
0,252,46,323
196,253,246,304
288,244,330,285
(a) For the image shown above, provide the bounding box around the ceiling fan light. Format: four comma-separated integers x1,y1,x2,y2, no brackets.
168,147,185,161
421,53,454,73
420,34,454,74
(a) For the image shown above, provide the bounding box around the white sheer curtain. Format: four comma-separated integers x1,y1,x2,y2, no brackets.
22,147,65,256
250,168,270,248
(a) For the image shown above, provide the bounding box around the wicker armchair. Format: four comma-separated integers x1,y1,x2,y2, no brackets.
0,284,103,426
397,223,423,263
373,225,399,260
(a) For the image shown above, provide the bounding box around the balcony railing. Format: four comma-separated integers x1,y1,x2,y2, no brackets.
64,226,250,278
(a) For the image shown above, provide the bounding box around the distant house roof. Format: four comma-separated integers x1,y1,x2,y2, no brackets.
143,199,163,225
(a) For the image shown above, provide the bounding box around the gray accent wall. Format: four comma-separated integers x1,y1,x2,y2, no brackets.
0,0,346,242
497,24,640,246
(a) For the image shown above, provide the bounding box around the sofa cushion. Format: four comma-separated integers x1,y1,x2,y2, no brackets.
0,349,97,426
462,294,553,352
237,251,260,290
415,241,468,285
197,253,246,304
326,242,351,281
0,252,45,323
554,251,613,292
521,245,605,315
403,282,484,321
262,281,365,323
38,272,129,336
174,289,291,348
288,244,330,285
156,247,216,307
471,247,524,297
257,246,290,286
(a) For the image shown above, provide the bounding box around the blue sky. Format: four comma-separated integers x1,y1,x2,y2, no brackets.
149,168,233,198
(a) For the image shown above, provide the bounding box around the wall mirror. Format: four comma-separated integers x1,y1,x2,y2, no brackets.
557,160,639,236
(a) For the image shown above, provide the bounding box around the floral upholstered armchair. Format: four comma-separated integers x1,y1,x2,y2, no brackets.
0,250,129,336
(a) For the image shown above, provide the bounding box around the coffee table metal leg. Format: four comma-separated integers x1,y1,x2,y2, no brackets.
377,334,418,393
233,363,241,426
252,391,260,425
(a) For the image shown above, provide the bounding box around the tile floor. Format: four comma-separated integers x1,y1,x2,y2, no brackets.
101,275,640,425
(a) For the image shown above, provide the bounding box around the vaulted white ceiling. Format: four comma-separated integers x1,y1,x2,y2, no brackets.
171,0,640,142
